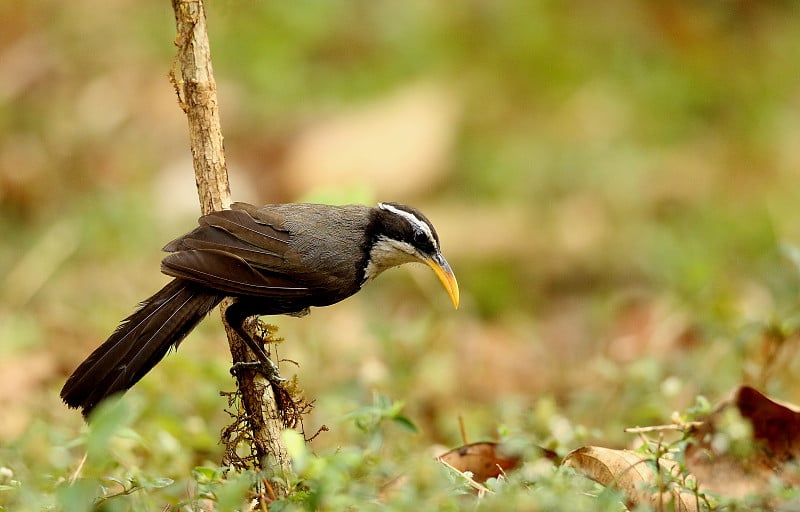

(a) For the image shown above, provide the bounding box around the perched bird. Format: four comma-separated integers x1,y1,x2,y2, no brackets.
61,202,459,417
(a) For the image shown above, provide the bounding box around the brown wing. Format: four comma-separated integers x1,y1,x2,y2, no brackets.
160,205,312,298
162,249,310,297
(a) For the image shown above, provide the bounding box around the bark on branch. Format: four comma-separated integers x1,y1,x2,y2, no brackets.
169,0,291,491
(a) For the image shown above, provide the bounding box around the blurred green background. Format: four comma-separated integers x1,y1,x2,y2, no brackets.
2,0,800,507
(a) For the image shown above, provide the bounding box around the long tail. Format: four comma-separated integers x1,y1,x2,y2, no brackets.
61,279,223,418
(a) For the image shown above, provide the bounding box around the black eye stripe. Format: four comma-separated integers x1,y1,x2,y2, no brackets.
377,202,441,253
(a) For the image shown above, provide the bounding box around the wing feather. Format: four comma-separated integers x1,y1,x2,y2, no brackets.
180,236,284,267
164,206,291,267
201,209,289,246
162,250,310,297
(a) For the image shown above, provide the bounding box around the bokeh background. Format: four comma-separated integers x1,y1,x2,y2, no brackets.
3,0,800,497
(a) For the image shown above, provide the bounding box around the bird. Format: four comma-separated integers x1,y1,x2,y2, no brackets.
61,201,459,417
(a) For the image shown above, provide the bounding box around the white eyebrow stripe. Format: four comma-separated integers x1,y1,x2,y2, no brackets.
378,202,438,251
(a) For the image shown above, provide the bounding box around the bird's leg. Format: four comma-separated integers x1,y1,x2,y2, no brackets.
225,303,286,383
228,329,286,383
231,359,285,383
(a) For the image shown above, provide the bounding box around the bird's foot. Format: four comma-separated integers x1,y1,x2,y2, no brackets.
230,358,287,383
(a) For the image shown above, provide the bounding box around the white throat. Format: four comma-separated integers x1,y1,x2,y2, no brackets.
363,235,420,282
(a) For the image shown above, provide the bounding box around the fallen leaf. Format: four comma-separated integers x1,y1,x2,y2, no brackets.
735,385,800,462
685,385,800,499
437,442,522,483
563,446,699,512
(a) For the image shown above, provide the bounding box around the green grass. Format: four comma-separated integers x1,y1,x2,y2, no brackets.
2,1,800,510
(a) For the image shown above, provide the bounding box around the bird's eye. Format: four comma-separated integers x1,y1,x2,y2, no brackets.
412,229,427,248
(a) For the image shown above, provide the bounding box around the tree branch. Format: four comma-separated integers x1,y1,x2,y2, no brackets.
170,0,229,215
169,0,291,491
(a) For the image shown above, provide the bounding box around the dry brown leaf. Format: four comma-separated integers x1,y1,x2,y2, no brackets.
735,385,800,462
580,386,800,508
563,446,699,512
437,442,522,483
686,385,800,499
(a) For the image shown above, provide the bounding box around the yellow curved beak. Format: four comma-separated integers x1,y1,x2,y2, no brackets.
425,253,460,309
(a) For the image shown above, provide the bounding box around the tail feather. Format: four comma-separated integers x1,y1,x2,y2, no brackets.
61,279,223,417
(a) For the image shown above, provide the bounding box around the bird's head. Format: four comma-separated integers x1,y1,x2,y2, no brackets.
364,202,459,309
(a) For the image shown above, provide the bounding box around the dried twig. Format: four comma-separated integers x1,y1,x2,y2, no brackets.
168,0,292,490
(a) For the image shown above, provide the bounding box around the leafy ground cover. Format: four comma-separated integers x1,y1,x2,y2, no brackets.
2,1,800,509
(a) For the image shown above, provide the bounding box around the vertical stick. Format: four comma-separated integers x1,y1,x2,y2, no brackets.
169,0,291,491
171,0,229,215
